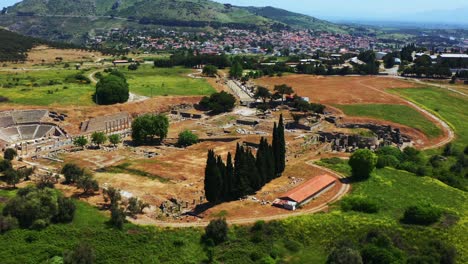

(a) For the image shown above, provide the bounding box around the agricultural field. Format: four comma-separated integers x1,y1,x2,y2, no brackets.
119,66,216,97
0,69,96,106
336,104,442,138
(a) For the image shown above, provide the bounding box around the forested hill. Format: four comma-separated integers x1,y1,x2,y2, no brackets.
0,0,348,43
241,6,348,33
0,28,85,62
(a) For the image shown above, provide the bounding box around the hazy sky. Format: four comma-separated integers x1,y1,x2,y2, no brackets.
215,0,468,21
2,0,467,22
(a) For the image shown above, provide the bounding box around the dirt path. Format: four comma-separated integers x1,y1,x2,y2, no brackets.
357,78,455,150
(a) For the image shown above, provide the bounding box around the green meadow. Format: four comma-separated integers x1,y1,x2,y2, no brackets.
119,65,216,97
390,87,468,147
336,103,442,138
0,69,95,106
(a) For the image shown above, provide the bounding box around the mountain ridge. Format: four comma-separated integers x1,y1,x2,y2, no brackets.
0,0,349,43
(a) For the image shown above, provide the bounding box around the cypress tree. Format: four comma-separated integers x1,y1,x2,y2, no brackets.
277,114,286,175
256,138,267,186
245,149,261,192
204,150,222,203
216,155,226,201
266,142,276,182
235,144,253,197
273,122,280,175
225,152,234,201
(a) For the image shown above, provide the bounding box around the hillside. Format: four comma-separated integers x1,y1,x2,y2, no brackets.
0,0,347,43
241,6,347,33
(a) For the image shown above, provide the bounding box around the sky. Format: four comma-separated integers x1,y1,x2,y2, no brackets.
215,0,468,22
1,0,467,23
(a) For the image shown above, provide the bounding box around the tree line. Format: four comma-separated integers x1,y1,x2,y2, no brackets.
154,52,231,69
204,115,286,203
139,17,260,30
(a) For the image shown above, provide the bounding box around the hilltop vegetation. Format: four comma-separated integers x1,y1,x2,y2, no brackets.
0,0,347,43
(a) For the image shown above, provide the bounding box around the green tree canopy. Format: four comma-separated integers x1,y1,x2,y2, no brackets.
204,218,228,245
199,91,236,114
3,148,17,161
61,163,84,184
274,84,294,104
177,130,199,147
95,75,129,105
202,65,218,77
349,149,377,180
229,62,243,79
91,132,107,147
108,134,121,146
131,114,169,145
73,136,88,149
254,86,272,104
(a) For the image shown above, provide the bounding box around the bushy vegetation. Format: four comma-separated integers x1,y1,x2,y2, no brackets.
373,145,467,191
340,196,379,214
402,204,443,225
3,186,75,229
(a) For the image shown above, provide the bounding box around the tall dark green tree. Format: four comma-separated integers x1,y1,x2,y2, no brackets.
224,152,234,201
256,138,268,186
277,114,286,174
204,150,223,203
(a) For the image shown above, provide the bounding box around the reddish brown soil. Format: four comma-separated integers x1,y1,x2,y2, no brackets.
256,75,417,105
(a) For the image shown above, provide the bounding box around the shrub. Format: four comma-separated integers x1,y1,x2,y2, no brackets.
53,197,76,223
402,205,443,225
177,130,199,147
64,243,95,264
376,155,400,169
61,164,84,184
204,218,228,245
0,159,13,172
327,246,363,264
0,215,18,234
3,186,62,229
341,196,379,213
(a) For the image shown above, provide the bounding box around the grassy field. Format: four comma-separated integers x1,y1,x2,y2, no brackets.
336,104,442,138
390,87,468,147
119,66,216,97
316,160,468,262
0,69,95,106
1,161,466,263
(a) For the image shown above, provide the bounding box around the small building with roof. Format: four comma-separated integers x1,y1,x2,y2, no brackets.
273,174,337,210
